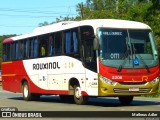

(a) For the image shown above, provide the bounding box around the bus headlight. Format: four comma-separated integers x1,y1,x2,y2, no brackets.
150,77,159,85
100,75,117,85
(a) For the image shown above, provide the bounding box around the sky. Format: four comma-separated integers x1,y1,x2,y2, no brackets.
0,0,86,35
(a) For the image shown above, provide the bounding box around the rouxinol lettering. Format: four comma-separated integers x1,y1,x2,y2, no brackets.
33,62,60,70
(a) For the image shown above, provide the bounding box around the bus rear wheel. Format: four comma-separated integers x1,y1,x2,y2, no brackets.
22,81,40,101
118,96,134,105
73,85,88,105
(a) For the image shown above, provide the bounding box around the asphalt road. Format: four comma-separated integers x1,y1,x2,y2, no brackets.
0,86,160,120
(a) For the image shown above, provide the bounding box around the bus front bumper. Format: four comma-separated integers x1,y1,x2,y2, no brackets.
98,76,159,96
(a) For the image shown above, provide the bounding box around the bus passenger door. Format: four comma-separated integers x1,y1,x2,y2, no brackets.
82,39,98,96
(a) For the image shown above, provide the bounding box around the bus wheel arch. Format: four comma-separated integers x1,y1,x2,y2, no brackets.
21,80,32,101
69,78,80,95
69,78,88,105
21,79,40,101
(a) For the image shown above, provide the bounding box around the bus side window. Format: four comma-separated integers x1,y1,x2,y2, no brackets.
49,34,54,56
11,42,18,60
72,30,78,53
41,44,46,56
3,44,7,61
19,40,24,59
33,38,38,58
24,39,29,59
55,32,62,55
3,43,11,61
64,28,79,55
29,38,33,58
39,35,48,57
11,43,14,60
15,42,18,59
65,31,71,54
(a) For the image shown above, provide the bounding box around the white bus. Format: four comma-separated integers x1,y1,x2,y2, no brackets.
2,19,159,105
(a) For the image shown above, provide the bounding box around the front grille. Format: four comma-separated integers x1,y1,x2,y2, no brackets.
114,88,151,93
119,82,146,86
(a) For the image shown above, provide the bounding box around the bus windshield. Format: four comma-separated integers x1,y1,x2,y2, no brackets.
98,28,158,68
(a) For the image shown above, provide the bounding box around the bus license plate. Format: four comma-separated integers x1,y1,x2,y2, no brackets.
129,88,139,92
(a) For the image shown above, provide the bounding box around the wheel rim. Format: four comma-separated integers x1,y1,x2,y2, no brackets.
75,87,82,99
23,85,28,98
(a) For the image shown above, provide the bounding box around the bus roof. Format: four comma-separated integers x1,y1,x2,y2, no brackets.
3,19,151,43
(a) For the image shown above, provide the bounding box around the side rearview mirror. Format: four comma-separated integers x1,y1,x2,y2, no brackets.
93,37,99,50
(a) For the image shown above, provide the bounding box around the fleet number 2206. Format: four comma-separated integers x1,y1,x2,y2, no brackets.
112,76,122,79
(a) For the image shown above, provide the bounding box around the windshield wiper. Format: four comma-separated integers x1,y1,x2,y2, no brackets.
132,43,150,73
137,54,150,73
117,48,130,72
117,37,131,72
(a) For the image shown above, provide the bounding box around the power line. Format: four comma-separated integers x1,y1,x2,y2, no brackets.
0,7,77,15
0,24,36,28
0,6,79,31
0,13,77,18
0,7,78,20
14,5,76,9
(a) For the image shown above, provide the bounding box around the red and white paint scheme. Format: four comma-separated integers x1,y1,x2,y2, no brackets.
2,19,159,105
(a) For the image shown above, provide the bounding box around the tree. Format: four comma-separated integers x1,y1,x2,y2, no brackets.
38,21,50,27
145,0,160,53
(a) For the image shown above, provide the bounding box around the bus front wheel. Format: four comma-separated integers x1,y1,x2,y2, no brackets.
73,85,88,105
118,96,134,105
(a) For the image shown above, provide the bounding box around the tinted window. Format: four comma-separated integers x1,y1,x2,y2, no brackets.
49,34,55,56
3,43,11,61
24,40,29,59
55,32,62,55
39,35,48,57
64,28,79,54
99,29,128,60
65,31,71,53
11,42,18,60
80,26,94,40
129,30,152,54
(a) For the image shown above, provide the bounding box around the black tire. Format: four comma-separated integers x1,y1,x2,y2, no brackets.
73,85,88,105
22,81,40,101
59,95,74,103
119,96,134,105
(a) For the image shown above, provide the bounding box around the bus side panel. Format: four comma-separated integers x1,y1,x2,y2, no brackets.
2,60,26,93
21,57,71,95
22,56,89,95
59,56,86,94
2,56,89,95
85,69,98,96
